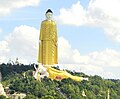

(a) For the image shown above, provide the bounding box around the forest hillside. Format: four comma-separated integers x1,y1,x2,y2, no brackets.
0,63,120,99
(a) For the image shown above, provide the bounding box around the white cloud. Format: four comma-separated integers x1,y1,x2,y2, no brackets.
0,28,2,33
56,1,86,26
0,25,39,64
103,71,114,78
0,41,9,63
56,0,120,43
88,48,120,67
87,0,120,42
58,37,89,64
0,0,41,16
59,37,120,67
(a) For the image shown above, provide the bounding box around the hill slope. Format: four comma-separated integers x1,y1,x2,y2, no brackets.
0,64,120,99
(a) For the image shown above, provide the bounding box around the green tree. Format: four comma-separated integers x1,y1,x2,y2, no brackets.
41,95,54,99
23,94,36,99
0,95,7,99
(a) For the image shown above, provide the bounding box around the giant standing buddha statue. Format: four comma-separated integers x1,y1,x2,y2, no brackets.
38,9,58,66
35,9,88,81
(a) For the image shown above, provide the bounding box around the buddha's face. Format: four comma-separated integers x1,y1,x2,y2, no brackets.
45,12,53,20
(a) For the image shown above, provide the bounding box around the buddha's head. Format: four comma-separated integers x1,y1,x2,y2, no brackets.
45,9,53,20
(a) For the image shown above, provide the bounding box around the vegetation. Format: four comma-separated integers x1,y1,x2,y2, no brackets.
0,95,7,99
0,64,120,99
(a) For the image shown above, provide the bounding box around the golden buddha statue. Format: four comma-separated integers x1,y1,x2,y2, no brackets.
36,9,88,82
38,9,58,66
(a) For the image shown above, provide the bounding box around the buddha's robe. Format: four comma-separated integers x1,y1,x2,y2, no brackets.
38,20,58,65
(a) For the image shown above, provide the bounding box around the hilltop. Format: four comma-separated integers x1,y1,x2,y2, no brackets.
0,63,120,99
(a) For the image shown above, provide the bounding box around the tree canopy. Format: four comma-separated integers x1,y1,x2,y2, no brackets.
0,64,120,99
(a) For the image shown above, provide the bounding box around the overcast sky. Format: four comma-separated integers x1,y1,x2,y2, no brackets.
0,0,120,79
